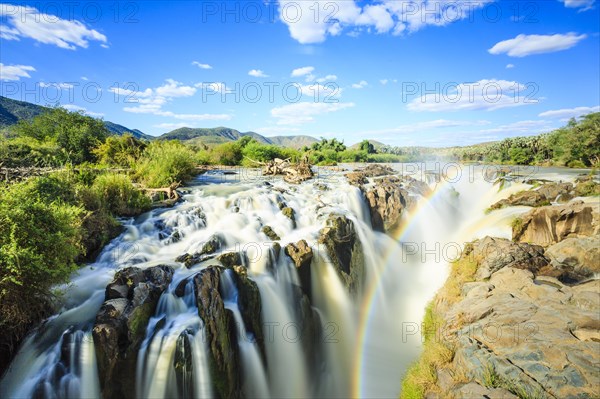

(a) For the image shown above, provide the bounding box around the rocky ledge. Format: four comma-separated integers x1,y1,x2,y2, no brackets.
93,265,175,398
345,165,424,234
402,199,600,399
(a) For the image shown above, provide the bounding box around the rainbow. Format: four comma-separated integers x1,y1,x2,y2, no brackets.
351,178,453,398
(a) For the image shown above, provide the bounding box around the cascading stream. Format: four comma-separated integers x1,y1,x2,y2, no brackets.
2,164,575,399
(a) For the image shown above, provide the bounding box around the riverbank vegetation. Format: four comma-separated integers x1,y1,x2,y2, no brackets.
454,113,600,167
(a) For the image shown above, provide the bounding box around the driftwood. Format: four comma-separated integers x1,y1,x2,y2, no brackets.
260,158,314,184
144,182,182,203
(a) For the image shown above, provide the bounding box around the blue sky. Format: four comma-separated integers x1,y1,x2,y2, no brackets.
1,0,599,146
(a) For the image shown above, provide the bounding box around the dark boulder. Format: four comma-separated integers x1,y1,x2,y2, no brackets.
93,265,174,398
285,240,314,300
318,214,365,295
193,267,241,398
366,177,414,233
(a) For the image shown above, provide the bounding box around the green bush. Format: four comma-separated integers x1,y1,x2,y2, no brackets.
210,141,243,165
91,173,151,216
0,179,84,360
135,141,197,187
240,140,301,166
13,107,109,164
93,134,147,167
0,136,63,167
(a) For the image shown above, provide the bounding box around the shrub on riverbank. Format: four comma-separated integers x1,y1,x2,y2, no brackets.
135,141,197,187
0,177,83,371
0,169,154,373
454,112,600,167
91,173,151,216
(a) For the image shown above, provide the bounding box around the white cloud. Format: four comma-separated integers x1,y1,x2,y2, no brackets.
297,83,342,99
195,82,233,94
192,61,212,69
248,69,268,78
291,66,315,77
81,76,89,81
39,82,75,89
488,33,587,57
559,0,595,11
407,79,539,112
506,64,515,69
277,0,493,44
255,126,301,135
478,120,556,135
0,4,107,50
351,80,368,89
0,63,35,81
380,79,389,85
538,106,600,119
155,79,196,97
361,119,491,136
62,104,104,118
271,102,355,125
154,122,191,130
316,74,338,83
111,79,231,121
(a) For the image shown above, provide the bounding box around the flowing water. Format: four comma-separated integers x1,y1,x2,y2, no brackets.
0,163,585,398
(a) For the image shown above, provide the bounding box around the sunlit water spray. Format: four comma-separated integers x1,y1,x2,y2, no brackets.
1,164,579,398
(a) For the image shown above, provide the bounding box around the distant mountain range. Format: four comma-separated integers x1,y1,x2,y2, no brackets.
0,96,153,140
159,127,319,148
0,96,320,148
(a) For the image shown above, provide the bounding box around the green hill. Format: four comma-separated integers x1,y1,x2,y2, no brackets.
159,126,318,149
0,96,150,140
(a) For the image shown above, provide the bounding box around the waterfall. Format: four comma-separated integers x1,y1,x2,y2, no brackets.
220,270,270,399
136,278,212,399
2,164,574,398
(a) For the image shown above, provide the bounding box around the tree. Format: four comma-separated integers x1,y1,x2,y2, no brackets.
14,107,109,164
359,140,376,154
93,134,146,167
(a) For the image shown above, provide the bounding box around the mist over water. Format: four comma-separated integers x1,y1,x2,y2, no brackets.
1,163,579,398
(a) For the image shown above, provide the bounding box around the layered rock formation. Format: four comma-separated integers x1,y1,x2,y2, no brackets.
404,200,600,399
93,265,175,398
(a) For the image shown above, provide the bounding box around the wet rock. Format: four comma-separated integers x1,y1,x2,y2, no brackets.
261,225,280,241
93,265,174,399
199,234,224,255
356,164,396,177
281,206,297,228
174,330,194,398
404,177,432,197
345,171,368,187
574,179,600,197
537,182,574,202
216,252,243,269
314,182,329,191
175,252,216,268
230,266,265,361
512,201,600,246
469,236,554,280
490,190,548,209
318,214,365,295
193,267,241,398
285,240,313,300
365,177,414,233
545,235,600,283
491,182,575,210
